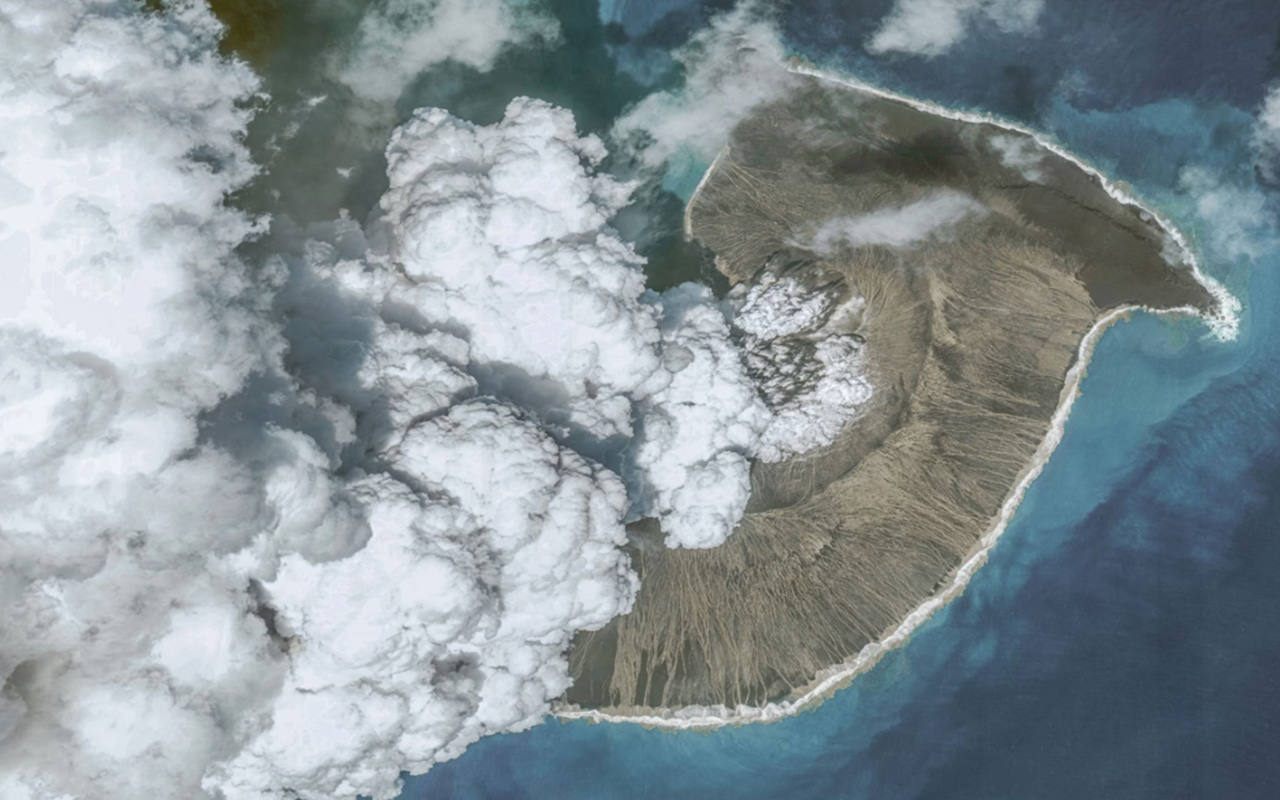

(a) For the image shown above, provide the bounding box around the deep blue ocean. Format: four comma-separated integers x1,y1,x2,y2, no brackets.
397,1,1280,797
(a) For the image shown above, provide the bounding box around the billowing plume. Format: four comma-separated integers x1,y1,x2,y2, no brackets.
0,3,772,798
208,403,638,800
730,274,874,462
361,98,769,548
800,191,988,253
1,2,303,797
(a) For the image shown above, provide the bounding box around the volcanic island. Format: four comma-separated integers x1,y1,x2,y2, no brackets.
561,72,1227,720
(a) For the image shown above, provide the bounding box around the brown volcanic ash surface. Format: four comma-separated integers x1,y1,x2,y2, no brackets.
566,78,1214,712
206,0,283,67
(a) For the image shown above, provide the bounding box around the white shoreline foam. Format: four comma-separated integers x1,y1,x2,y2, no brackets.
555,66,1241,731
789,64,1241,341
683,145,728,238
686,63,1240,338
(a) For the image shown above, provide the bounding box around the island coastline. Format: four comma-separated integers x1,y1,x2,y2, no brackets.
787,63,1240,340
555,66,1240,730
556,303,1161,730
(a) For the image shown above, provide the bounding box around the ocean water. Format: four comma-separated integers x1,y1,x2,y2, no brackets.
391,1,1280,797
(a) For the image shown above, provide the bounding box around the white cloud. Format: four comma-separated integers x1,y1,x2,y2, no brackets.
1179,166,1276,263
369,98,770,551
208,404,637,800
0,2,818,796
610,2,800,168
868,0,1045,58
989,133,1045,180
0,4,765,799
376,99,661,440
631,284,770,547
0,4,362,797
1253,83,1280,183
333,0,560,103
0,0,275,587
802,190,988,252
211,97,767,795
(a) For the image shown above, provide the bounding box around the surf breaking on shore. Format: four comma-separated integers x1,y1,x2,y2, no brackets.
790,64,1241,341
556,66,1240,730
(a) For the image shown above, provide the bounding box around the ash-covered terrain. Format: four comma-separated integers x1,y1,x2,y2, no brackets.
565,77,1218,712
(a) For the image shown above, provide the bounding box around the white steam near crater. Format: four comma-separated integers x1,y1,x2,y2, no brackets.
366,98,769,549
732,274,874,462
0,3,778,798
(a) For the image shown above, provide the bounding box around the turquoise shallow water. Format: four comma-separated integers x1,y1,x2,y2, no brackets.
402,310,1280,799
392,1,1280,797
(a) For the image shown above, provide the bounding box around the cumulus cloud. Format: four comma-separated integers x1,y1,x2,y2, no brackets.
610,2,800,168
333,0,560,103
375,100,659,441
1253,83,1280,183
208,403,637,800
0,4,769,799
868,0,1044,58
801,190,988,253
0,0,288,580
235,95,770,793
0,2,297,797
631,284,770,546
370,99,769,549
214,96,767,795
